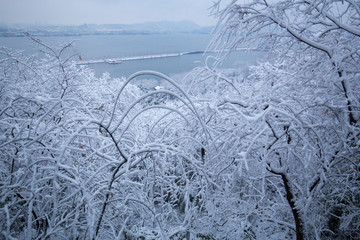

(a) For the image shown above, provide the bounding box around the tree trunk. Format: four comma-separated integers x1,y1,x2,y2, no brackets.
281,174,304,240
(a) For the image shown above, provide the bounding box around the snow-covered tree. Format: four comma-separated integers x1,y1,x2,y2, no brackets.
0,38,213,239
202,0,360,239
1,0,359,239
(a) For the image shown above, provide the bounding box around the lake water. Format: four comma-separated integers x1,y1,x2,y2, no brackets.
0,33,263,78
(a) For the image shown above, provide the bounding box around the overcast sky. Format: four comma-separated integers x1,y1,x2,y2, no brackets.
0,0,217,26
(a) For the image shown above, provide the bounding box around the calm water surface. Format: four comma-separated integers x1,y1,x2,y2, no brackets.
0,34,263,78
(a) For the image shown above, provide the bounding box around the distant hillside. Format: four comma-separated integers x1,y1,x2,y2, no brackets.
0,21,213,37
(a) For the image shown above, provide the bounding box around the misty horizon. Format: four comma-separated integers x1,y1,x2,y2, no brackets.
0,19,214,27
0,0,217,27
0,20,213,38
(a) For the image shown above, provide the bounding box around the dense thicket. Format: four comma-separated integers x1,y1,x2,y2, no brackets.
1,0,359,239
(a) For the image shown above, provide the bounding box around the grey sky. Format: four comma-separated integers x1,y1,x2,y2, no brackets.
0,0,217,26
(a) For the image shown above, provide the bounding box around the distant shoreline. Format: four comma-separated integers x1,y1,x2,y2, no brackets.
0,21,213,37
0,31,212,38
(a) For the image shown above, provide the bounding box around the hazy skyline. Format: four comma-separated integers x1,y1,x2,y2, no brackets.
0,0,217,26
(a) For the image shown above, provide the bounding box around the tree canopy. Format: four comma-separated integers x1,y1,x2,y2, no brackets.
1,0,359,239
